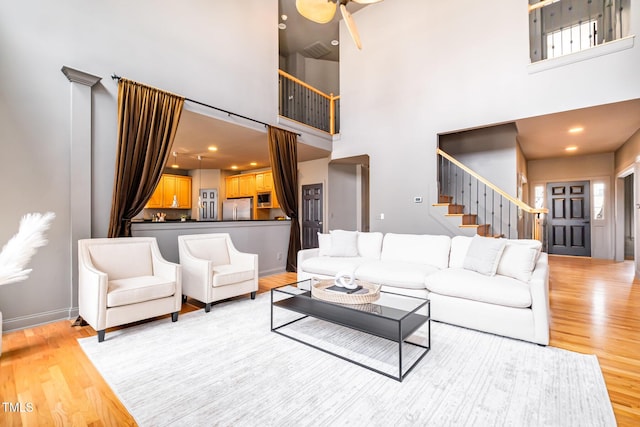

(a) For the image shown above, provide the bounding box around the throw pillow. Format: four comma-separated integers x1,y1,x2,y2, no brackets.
317,233,331,256
496,243,539,282
462,235,507,276
329,230,359,257
356,231,383,259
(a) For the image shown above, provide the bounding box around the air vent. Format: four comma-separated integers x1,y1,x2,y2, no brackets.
303,41,332,59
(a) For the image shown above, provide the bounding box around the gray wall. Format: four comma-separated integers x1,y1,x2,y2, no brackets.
440,123,519,197
131,221,290,277
328,163,359,231
0,0,278,331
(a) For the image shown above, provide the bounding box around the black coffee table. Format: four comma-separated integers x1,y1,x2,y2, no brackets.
271,279,430,382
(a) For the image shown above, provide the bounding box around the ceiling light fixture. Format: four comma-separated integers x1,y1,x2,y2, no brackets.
231,165,238,170
330,39,339,46
278,23,287,30
568,127,584,134
208,146,218,152
171,151,179,168
565,146,578,152
295,0,385,50
281,14,288,21
250,162,258,166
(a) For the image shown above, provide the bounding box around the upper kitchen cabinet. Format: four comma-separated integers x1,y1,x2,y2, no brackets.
255,171,274,192
226,174,255,198
146,174,192,209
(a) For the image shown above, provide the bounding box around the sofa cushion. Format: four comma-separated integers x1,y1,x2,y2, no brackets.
212,264,255,287
89,242,154,280
357,231,384,259
462,235,506,276
300,256,369,277
107,276,176,307
381,234,451,269
356,260,439,289
496,241,541,282
426,268,532,308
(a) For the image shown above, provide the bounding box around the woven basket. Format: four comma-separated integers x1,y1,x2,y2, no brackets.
311,279,381,305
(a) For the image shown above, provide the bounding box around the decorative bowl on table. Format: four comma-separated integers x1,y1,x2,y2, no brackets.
311,279,381,304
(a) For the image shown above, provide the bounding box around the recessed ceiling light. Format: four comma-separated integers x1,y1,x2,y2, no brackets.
331,39,339,46
568,127,584,134
565,146,578,152
250,162,257,166
231,165,238,170
171,164,180,168
281,14,288,21
278,23,287,30
208,146,218,151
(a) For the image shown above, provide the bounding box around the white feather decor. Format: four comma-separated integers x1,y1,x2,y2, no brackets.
0,212,55,286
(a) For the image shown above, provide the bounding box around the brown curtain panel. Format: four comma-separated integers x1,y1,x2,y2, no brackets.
108,78,185,237
268,126,301,271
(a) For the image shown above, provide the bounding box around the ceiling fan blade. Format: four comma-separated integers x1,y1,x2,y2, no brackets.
340,3,362,50
295,0,337,24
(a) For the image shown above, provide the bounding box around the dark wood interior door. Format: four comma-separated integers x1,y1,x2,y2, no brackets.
302,184,323,249
547,181,591,256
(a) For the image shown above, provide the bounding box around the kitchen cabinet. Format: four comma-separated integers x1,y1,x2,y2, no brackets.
238,174,255,197
255,171,274,192
226,174,255,198
226,176,240,198
145,174,192,209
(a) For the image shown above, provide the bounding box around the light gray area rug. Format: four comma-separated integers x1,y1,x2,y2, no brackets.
78,294,616,427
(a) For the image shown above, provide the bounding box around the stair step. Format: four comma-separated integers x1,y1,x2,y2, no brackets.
432,203,451,207
461,214,477,225
439,194,453,204
448,204,464,214
475,224,491,236
445,213,464,217
459,224,482,228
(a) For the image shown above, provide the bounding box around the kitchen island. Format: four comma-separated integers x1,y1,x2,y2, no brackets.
131,220,291,277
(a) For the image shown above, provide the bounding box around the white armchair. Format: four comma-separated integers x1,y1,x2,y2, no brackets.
78,237,182,342
178,233,258,312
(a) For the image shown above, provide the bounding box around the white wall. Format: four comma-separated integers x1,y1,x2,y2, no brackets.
0,0,278,330
334,0,640,235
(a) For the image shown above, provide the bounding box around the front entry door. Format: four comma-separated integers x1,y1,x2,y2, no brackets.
302,184,323,249
547,181,591,256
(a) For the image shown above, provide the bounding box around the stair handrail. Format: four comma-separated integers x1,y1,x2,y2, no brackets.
278,70,340,134
437,148,548,216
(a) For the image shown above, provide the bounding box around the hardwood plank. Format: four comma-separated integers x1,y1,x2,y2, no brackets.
1,262,639,425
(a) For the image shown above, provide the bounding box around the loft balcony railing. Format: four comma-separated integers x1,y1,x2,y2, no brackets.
437,149,548,245
278,70,340,135
529,0,630,62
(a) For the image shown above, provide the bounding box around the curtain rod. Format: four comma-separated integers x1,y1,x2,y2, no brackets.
110,74,300,136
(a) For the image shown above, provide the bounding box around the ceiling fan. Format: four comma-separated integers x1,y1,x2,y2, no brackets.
295,0,383,50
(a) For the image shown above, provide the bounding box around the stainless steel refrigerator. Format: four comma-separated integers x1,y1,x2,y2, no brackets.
222,197,253,221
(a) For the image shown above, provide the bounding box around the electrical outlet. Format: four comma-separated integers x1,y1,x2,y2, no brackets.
379,213,385,220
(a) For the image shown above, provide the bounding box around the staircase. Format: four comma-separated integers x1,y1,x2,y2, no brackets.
434,149,547,241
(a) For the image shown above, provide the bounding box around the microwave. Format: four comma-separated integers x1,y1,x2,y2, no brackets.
257,192,272,207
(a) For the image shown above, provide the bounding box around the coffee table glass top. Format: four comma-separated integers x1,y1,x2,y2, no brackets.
274,279,428,321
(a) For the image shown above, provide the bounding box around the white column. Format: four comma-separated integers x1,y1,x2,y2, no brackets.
61,66,101,315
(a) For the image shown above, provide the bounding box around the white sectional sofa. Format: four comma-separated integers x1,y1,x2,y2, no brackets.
297,231,550,345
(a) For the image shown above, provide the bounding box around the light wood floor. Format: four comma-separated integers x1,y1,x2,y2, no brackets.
2,259,639,426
